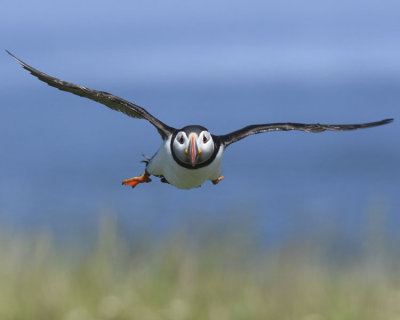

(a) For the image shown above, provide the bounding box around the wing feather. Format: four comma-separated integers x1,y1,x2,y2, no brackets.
218,119,393,147
7,50,175,139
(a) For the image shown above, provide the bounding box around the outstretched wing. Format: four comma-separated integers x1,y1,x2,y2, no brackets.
218,119,393,147
7,50,175,139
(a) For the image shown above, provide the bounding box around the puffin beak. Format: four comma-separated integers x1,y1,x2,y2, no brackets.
188,133,198,167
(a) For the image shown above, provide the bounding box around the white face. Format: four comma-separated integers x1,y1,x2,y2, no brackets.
172,130,215,167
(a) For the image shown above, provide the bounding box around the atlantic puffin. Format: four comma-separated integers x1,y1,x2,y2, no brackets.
7,51,393,189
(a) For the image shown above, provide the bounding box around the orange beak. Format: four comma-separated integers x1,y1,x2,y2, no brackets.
188,134,198,167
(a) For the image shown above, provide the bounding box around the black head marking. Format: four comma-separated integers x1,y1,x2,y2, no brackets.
180,125,209,136
170,125,222,169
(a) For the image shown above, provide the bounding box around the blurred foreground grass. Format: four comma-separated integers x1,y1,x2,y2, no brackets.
1,214,400,320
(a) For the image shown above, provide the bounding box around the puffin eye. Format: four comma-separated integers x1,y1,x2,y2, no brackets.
203,135,208,143
178,136,184,144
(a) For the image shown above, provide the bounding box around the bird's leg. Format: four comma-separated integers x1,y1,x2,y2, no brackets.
212,175,224,185
122,172,152,188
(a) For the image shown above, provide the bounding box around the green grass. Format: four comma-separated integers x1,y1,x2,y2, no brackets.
0,216,399,320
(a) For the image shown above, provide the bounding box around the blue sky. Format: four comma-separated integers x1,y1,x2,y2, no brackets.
1,0,399,238
3,0,400,85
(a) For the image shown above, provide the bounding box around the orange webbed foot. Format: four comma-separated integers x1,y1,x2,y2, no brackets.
122,173,152,188
212,175,224,185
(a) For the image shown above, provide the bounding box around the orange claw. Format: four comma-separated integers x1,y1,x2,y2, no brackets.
122,173,152,188
212,175,224,185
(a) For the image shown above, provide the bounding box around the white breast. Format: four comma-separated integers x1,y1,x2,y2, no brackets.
146,137,224,189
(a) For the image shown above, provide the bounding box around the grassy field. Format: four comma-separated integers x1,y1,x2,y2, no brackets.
0,215,399,320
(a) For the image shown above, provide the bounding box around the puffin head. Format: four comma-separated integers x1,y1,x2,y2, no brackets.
171,125,215,168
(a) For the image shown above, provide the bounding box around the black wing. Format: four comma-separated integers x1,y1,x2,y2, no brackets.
218,119,393,147
7,50,175,139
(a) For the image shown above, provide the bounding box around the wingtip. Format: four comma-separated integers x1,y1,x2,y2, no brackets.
5,49,14,57
5,50,21,63
383,118,394,124
6,50,31,70
371,118,394,127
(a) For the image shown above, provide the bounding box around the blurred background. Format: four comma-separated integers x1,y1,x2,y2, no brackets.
1,0,400,318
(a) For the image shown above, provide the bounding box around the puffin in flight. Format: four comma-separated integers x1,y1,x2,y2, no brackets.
7,51,393,190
